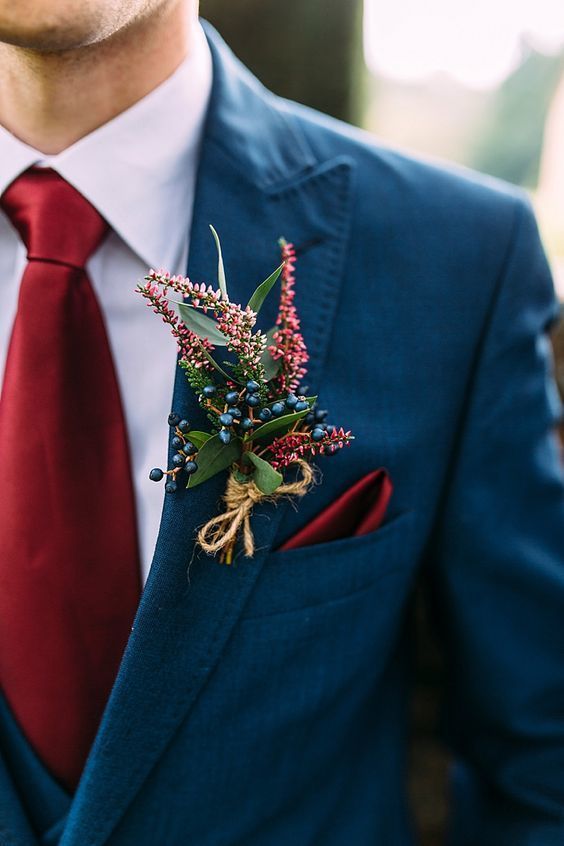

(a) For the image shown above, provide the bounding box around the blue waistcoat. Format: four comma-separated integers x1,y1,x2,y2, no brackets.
0,692,70,844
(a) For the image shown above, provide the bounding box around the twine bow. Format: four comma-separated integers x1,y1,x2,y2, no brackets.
197,459,315,563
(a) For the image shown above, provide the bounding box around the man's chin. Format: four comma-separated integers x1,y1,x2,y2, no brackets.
0,1,123,54
0,22,101,52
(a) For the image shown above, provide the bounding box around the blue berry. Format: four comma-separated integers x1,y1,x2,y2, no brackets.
285,393,298,409
172,453,186,467
246,380,259,393
183,441,197,455
295,400,309,412
171,435,184,450
311,428,325,442
314,408,328,422
168,412,181,427
246,393,260,407
202,385,216,398
258,407,272,421
225,390,239,405
271,402,285,416
149,468,164,482
219,412,234,426
165,480,178,494
219,429,231,444
185,460,198,474
228,407,242,419
305,412,315,425
324,444,338,456
240,417,254,431
325,424,336,435
178,419,190,433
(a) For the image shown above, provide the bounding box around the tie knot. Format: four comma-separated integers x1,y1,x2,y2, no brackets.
0,167,109,269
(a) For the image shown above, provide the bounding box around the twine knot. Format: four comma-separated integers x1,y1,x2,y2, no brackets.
197,459,315,562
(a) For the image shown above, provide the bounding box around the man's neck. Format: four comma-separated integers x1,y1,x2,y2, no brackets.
0,1,195,155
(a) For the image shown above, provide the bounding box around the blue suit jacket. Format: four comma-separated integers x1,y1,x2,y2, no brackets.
2,21,563,846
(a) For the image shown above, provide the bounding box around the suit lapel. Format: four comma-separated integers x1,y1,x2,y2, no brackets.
60,24,355,846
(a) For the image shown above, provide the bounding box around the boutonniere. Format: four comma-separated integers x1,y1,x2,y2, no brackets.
138,228,354,564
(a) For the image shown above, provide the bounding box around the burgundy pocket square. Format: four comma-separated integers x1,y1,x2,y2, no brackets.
278,468,393,551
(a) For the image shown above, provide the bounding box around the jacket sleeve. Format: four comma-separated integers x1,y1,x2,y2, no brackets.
426,193,564,845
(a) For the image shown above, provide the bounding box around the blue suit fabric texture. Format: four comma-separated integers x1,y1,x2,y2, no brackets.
1,20,563,846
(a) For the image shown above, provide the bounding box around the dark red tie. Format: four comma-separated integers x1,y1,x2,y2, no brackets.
0,167,141,791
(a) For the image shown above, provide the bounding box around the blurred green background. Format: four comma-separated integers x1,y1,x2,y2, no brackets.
202,2,564,843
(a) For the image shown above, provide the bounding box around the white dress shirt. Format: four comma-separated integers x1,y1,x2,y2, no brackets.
0,23,213,584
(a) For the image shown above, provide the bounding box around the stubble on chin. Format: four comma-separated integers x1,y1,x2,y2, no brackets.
0,0,148,53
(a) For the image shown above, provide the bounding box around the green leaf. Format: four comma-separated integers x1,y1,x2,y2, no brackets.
260,326,282,381
209,225,228,301
246,262,284,314
177,302,227,346
247,407,311,442
244,452,283,494
187,434,242,489
186,431,211,450
198,343,236,382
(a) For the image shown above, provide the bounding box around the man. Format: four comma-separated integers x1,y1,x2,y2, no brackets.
0,1,562,844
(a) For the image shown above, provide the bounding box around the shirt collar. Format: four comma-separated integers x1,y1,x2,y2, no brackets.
0,21,212,273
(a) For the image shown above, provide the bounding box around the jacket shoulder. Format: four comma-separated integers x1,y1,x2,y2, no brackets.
278,97,528,244
273,97,547,348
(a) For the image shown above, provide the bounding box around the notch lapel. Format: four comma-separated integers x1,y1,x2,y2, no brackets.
60,24,355,846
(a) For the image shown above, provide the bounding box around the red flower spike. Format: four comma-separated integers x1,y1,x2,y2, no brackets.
268,427,354,469
269,241,309,394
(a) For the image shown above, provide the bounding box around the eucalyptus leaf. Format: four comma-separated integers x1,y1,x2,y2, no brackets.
265,325,278,344
244,452,283,495
209,225,228,301
247,407,311,442
198,344,236,382
177,302,227,346
247,262,284,315
262,351,282,382
187,434,242,489
260,326,282,381
186,431,211,450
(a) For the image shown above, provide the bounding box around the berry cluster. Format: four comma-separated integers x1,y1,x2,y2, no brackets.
200,381,311,444
149,412,199,494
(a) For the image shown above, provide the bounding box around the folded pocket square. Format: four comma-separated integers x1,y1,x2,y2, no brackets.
278,468,393,551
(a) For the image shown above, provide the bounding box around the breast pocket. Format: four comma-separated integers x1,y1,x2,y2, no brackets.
241,509,416,620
